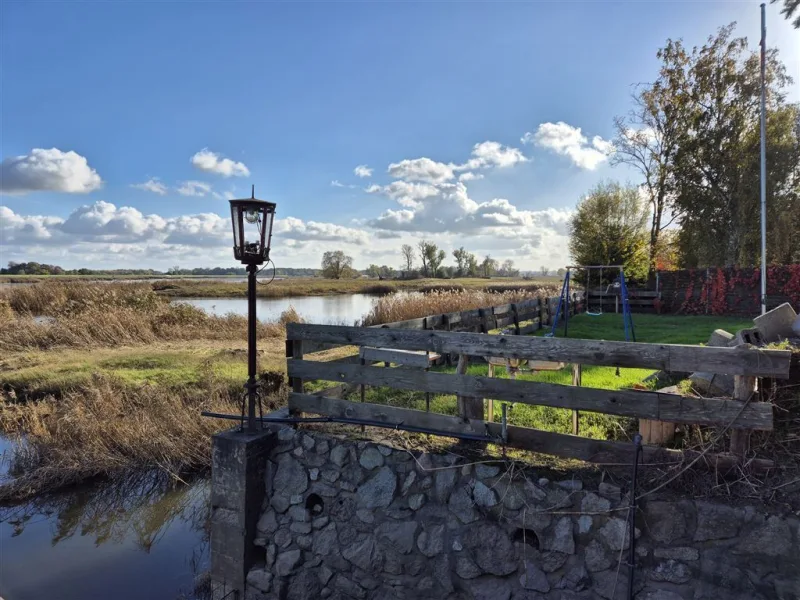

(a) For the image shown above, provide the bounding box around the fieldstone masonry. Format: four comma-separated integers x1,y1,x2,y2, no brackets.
210,426,800,600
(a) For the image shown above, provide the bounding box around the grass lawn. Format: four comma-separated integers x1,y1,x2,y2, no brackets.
336,312,756,442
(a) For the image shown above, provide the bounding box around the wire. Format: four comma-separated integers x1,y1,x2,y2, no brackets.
256,259,276,286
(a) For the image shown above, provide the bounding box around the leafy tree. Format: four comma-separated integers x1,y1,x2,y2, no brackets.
480,255,498,278
612,37,691,273
500,259,519,277
452,247,474,277
568,181,650,282
418,240,446,278
653,229,681,271
321,250,354,279
556,268,567,279
400,244,415,273
671,24,799,266
773,0,800,27
366,264,381,278
378,265,396,280
467,253,480,277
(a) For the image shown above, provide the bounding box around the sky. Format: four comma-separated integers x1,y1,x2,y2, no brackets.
1,1,798,272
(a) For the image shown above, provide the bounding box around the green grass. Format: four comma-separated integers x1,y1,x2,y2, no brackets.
329,313,754,442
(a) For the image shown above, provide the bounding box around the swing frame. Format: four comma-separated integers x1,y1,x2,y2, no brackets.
547,264,636,342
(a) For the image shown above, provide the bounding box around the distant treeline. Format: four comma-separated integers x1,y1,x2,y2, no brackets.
0,262,321,277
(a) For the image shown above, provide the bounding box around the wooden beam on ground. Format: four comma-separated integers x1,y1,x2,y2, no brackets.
286,323,792,377
288,393,773,471
286,359,773,430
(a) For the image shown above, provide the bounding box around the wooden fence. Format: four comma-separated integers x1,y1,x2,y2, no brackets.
286,323,792,469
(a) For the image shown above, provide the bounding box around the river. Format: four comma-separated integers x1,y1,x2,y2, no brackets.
177,293,379,324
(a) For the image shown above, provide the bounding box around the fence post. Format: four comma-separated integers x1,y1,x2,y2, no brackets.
486,362,495,422
511,303,521,335
571,363,582,435
730,375,755,456
456,354,483,420
289,340,303,417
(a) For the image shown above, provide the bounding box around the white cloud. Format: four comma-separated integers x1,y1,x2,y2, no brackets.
365,181,440,208
331,180,346,188
387,158,455,184
0,206,65,245
177,180,212,197
190,148,250,177
164,213,229,246
274,216,370,245
522,122,612,170
353,165,372,178
458,172,484,182
58,201,167,242
131,178,167,195
0,148,102,195
461,141,528,170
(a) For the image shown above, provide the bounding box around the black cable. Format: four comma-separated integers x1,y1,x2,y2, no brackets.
255,259,276,286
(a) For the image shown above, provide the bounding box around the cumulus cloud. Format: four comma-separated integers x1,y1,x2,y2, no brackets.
59,201,167,242
131,178,167,195
274,216,370,245
387,158,455,184
0,148,102,195
365,181,440,208
353,165,372,178
461,141,528,170
177,180,212,197
0,206,65,245
458,172,484,182
190,148,250,177
521,122,612,170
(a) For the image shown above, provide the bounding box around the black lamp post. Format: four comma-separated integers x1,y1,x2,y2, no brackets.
229,186,277,432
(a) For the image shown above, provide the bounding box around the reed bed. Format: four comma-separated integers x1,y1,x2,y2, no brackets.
0,375,277,501
361,286,560,326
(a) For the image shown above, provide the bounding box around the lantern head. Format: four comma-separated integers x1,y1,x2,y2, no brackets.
229,190,276,265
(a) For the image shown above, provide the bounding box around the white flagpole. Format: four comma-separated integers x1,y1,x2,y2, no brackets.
759,3,768,315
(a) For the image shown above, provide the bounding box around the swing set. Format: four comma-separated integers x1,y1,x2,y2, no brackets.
547,264,636,342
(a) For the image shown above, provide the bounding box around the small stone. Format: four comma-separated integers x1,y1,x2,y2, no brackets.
290,521,311,534
309,468,320,481
321,468,340,483
653,547,699,561
246,568,273,593
461,464,473,476
257,510,278,534
401,471,417,495
538,478,550,487
452,539,463,552
577,515,593,534
468,577,511,600
311,482,337,497
377,444,392,456
737,515,792,556
342,535,382,572
274,528,292,548
288,505,308,522
266,543,276,568
339,481,355,492
434,468,457,502
357,467,396,508
416,577,435,591
312,522,338,556
455,556,482,579
376,521,418,554
476,463,500,479
289,494,303,505
316,440,329,454
545,486,572,509
473,480,498,507
541,551,568,573
275,549,302,576
338,524,358,546
519,561,550,592
585,539,612,572
312,516,329,529
318,564,334,585
498,482,526,510
598,482,622,502
419,475,433,490
416,524,446,557
598,518,639,551
649,559,691,584
465,524,517,576
557,479,583,491
296,534,313,550
449,486,479,523
694,501,740,541
355,509,374,524
277,427,295,441
558,563,591,592
333,575,366,600
292,447,303,457
408,493,425,510
330,445,349,467
302,435,316,450
271,494,290,513
524,479,547,501
581,492,611,513
549,516,575,554
273,454,308,497
359,446,385,470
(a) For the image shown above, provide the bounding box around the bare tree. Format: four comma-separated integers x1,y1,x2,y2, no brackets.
540,265,550,276
400,244,415,272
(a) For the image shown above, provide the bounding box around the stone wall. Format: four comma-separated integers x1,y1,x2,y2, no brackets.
212,426,800,600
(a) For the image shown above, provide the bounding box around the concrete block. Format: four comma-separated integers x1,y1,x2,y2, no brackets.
708,329,734,347
689,372,734,397
729,328,765,347
753,302,797,342
794,314,800,337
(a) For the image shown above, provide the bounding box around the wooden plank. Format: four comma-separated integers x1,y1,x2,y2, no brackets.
288,393,773,470
359,347,435,368
456,354,483,420
286,323,792,377
287,360,773,429
730,375,755,456
571,363,582,436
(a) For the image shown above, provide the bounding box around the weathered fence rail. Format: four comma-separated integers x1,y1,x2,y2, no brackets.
286,322,792,467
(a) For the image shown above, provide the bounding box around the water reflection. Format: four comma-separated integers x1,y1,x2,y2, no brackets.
0,471,209,600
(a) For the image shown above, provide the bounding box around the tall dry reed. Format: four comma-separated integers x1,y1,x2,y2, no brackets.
360,287,560,326
0,375,278,501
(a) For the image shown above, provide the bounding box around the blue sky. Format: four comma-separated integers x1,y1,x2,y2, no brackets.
1,1,798,271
